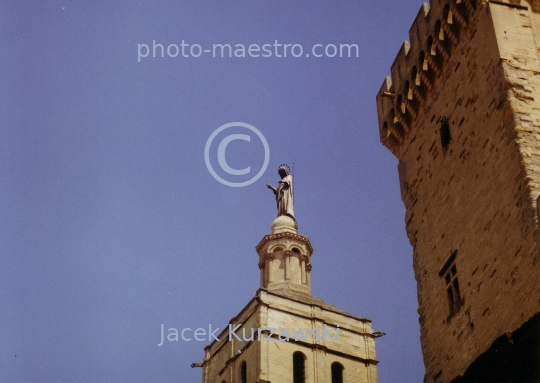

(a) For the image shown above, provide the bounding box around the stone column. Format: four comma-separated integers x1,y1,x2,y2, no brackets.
259,256,266,288
300,256,306,285
267,253,274,285
284,250,292,280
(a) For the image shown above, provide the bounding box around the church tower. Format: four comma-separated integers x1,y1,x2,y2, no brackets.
193,168,381,383
376,1,540,382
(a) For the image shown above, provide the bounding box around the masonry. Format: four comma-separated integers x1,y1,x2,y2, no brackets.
376,0,540,382
193,213,381,383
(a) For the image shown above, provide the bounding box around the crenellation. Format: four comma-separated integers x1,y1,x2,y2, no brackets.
376,0,483,157
409,3,432,52
390,41,411,94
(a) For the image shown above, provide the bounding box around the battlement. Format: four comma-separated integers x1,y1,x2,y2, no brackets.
375,0,536,157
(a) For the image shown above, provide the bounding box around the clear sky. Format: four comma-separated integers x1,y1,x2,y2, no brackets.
1,1,426,382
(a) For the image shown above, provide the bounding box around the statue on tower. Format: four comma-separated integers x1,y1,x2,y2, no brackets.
266,165,295,222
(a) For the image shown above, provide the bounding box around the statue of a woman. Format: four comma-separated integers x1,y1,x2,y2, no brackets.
266,166,295,222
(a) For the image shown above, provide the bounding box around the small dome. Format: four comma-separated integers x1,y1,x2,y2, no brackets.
271,215,297,234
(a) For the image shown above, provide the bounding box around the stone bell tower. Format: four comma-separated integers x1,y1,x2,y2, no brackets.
256,215,313,295
193,168,382,383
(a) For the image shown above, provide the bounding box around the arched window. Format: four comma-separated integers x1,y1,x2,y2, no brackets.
240,361,247,383
293,352,306,383
331,362,344,383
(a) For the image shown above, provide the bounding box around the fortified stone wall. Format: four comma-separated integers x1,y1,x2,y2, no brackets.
375,1,540,382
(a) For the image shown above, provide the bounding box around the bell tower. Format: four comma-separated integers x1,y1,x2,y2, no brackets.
256,215,313,294
193,168,382,383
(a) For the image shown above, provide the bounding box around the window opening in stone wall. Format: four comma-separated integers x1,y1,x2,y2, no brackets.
440,117,451,149
445,265,461,312
439,250,462,316
240,361,247,383
293,352,306,383
331,362,344,383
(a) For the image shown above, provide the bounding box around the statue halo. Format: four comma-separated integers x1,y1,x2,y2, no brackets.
278,163,291,174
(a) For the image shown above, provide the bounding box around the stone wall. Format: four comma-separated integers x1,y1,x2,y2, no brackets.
201,289,378,383
375,1,540,382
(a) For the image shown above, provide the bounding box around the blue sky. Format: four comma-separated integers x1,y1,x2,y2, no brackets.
1,1,425,381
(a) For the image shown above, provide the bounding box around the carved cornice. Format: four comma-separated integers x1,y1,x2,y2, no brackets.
256,232,314,254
